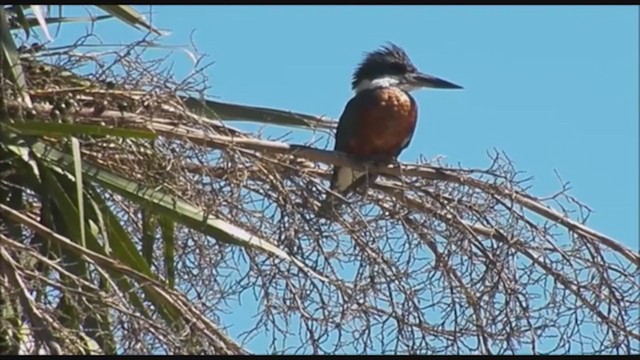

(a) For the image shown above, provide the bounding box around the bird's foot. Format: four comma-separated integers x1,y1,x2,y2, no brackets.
362,155,394,169
387,157,401,166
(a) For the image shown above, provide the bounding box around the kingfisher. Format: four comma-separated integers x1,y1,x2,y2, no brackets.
318,43,462,216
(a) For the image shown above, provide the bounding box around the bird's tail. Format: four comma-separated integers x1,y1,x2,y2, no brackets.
318,189,351,219
317,170,379,219
317,190,343,219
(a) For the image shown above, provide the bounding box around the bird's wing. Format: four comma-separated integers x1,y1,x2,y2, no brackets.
329,94,371,193
318,95,371,218
333,95,361,154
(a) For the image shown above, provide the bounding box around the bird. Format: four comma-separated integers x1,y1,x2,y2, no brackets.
318,43,462,217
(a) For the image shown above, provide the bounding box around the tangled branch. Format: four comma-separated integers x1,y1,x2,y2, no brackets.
1,24,637,355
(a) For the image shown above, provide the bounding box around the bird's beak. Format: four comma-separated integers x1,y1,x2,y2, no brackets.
410,72,463,89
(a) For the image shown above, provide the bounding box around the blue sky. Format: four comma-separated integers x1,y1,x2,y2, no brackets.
47,5,637,354
146,5,638,244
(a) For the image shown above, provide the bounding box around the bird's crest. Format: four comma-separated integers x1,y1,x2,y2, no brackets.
351,42,418,90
